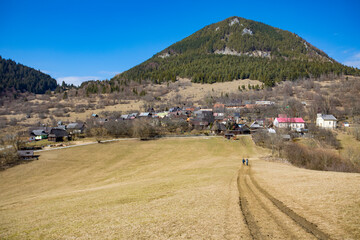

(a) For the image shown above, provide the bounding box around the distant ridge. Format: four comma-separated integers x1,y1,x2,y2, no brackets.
113,16,359,86
0,56,58,94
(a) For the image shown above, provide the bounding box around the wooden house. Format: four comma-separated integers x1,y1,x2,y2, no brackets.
48,128,69,142
30,130,48,141
211,121,227,135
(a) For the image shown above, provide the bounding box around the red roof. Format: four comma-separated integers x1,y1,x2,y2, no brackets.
276,118,305,123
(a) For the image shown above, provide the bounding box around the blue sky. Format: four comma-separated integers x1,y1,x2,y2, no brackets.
1,0,359,86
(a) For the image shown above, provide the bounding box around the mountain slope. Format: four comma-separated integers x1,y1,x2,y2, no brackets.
113,16,359,86
0,56,58,94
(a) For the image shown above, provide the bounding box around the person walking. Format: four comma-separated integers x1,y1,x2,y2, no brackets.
242,158,245,165
246,158,249,166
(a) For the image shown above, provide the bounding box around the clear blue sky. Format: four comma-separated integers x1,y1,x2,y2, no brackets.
1,0,359,86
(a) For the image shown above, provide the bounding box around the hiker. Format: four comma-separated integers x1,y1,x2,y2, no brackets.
242,158,245,165
246,159,249,166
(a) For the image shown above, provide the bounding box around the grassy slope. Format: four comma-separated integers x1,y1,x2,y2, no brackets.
0,137,259,239
338,131,360,166
0,136,359,239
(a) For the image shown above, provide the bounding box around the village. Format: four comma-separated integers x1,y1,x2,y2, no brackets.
25,99,341,145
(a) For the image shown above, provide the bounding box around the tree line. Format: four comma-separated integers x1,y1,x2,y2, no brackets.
0,56,58,94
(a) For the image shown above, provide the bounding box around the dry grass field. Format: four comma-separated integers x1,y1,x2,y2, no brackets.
0,136,359,239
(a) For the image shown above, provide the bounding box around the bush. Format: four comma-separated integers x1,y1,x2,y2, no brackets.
0,149,20,170
132,119,159,140
308,125,340,149
104,120,132,138
283,142,359,173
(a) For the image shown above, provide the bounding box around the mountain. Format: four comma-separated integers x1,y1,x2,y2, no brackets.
113,16,359,87
0,56,58,94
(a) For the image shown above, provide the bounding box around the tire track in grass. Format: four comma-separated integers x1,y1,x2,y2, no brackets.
248,167,331,240
244,176,299,239
237,169,263,239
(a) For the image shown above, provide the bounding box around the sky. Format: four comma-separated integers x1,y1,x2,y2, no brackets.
1,0,360,86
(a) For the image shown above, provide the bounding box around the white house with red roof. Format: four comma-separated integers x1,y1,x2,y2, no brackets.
273,116,305,130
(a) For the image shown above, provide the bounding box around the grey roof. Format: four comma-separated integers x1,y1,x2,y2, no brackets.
139,112,151,117
67,122,84,129
49,128,68,137
250,122,262,128
321,115,337,120
32,130,47,136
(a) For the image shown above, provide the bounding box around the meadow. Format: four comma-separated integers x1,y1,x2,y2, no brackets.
0,136,359,239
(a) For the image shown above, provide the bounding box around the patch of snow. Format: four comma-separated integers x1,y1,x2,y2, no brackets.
242,28,253,35
215,27,220,31
214,47,270,58
159,53,170,58
229,18,239,26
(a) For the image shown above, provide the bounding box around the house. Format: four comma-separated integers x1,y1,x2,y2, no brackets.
316,114,337,129
213,103,225,112
228,123,251,135
30,129,48,141
121,114,129,120
273,117,305,130
225,103,243,110
129,113,138,119
250,121,263,131
155,112,169,118
67,122,85,134
255,100,275,106
169,107,182,112
268,128,276,134
191,109,214,129
213,112,225,121
48,128,69,142
211,122,227,135
193,110,214,122
18,150,39,160
139,112,152,118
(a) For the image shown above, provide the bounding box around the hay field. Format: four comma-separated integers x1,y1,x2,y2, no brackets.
1,136,359,239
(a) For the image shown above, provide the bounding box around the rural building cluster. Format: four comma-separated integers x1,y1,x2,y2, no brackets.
27,100,340,143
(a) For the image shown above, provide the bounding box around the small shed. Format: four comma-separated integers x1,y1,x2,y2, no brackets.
224,133,235,140
18,150,39,160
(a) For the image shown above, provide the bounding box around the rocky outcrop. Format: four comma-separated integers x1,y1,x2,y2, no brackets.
214,47,271,58
242,28,253,35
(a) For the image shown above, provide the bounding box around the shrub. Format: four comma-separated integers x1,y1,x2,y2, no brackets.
132,119,159,140
283,142,359,173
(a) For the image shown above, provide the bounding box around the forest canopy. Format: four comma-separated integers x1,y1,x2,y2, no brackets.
0,56,58,94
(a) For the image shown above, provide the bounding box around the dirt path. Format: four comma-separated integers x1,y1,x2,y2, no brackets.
237,162,331,240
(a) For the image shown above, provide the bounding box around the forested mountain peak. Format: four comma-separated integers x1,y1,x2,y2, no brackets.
0,56,58,94
156,16,331,61
114,16,359,87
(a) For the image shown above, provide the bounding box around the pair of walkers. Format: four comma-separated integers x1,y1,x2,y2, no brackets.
242,158,249,166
